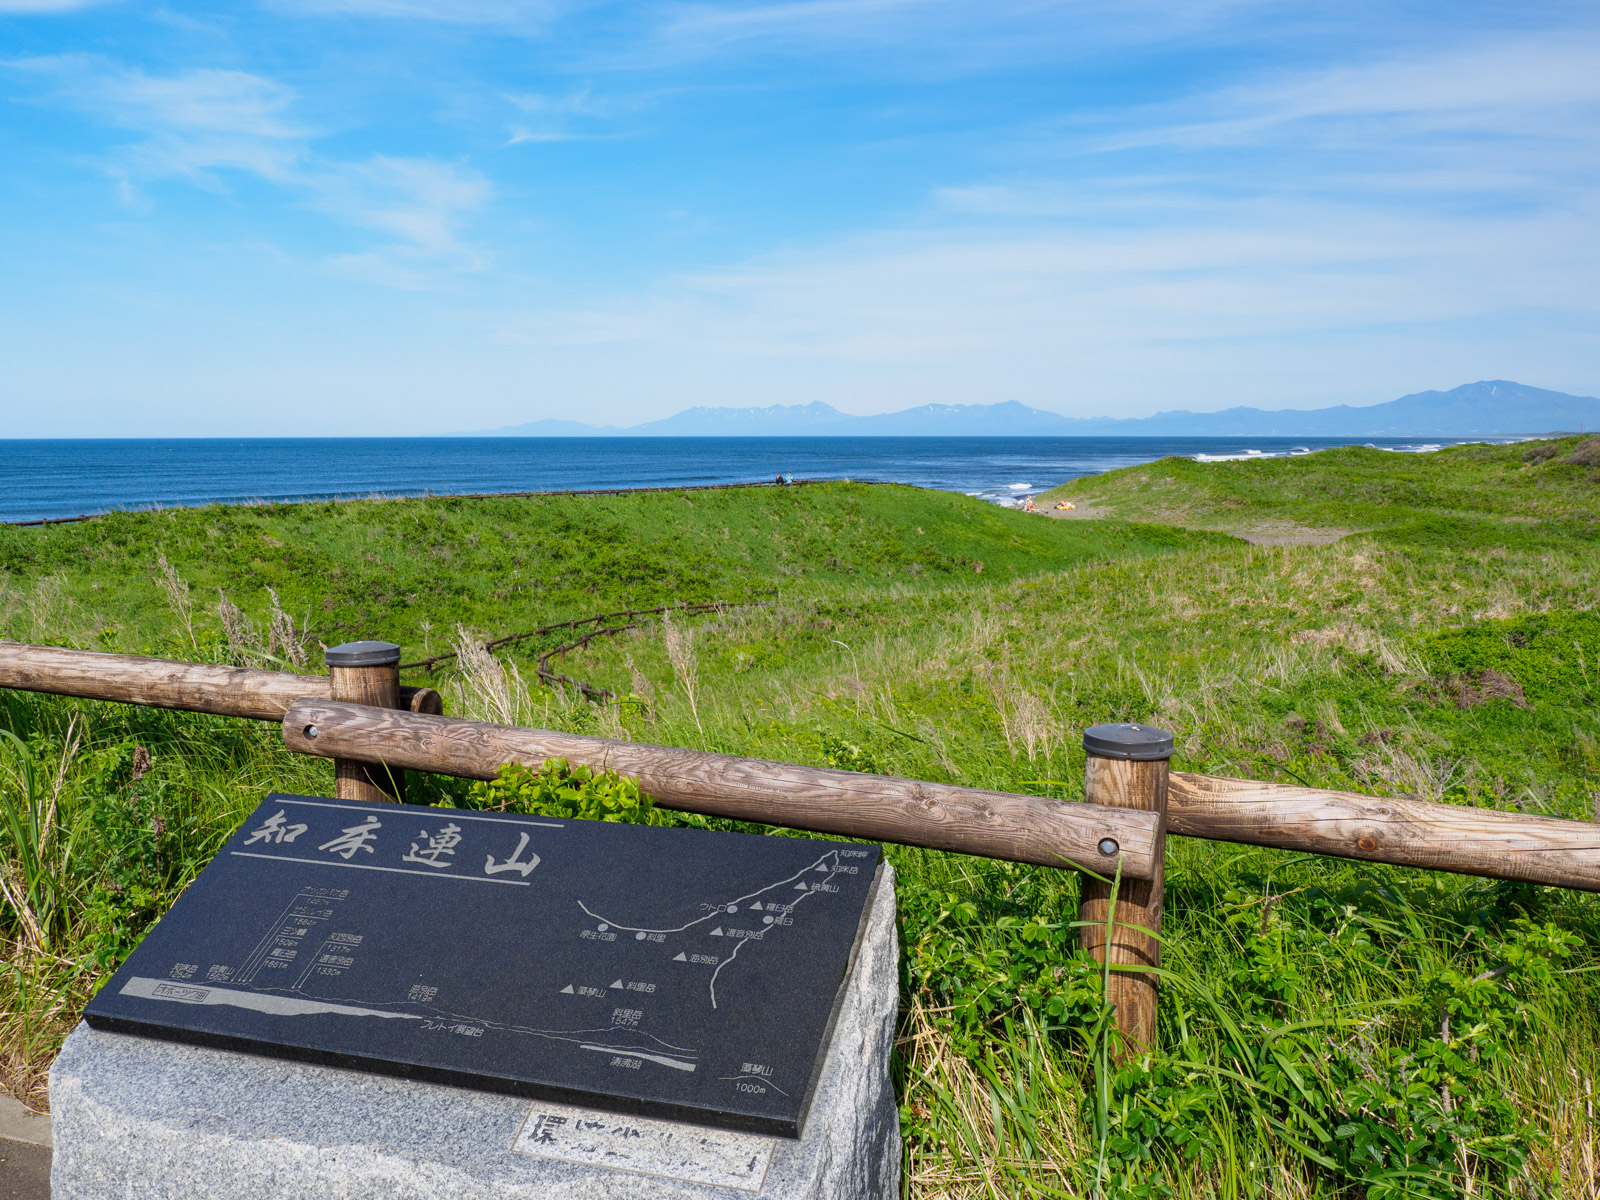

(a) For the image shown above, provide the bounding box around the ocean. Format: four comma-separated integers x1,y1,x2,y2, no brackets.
0,435,1496,525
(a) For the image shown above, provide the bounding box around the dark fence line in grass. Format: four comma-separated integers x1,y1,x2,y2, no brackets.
6,638,1600,1058
532,602,770,701
0,477,890,529
399,599,766,674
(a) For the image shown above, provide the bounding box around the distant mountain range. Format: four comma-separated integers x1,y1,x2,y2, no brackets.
465,381,1600,438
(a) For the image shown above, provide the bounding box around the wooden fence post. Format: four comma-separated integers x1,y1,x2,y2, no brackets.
1077,722,1173,1059
325,641,403,803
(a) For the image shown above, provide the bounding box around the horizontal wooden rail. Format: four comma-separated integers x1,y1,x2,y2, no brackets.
0,643,439,720
1168,772,1600,894
280,699,1161,879
7,643,1600,892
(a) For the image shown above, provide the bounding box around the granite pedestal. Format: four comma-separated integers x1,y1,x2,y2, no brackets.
50,865,899,1199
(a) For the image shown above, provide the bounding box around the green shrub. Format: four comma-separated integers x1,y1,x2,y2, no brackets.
1422,610,1600,707
463,759,669,824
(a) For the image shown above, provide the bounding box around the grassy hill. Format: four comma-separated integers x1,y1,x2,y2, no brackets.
2,450,1597,1197
1,482,1219,661
1040,435,1600,549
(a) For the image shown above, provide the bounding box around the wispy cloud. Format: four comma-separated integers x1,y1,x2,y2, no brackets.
266,0,565,25
501,83,628,144
661,0,934,45
932,29,1600,236
1095,33,1600,155
626,0,1280,71
6,0,1598,430
266,0,1280,71
0,0,117,11
1222,38,1600,127
319,156,488,253
503,83,613,117
485,25,1600,412
5,54,490,283
487,190,1600,413
7,55,305,181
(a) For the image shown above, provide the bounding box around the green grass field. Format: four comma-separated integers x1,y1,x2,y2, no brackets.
3,441,1598,1197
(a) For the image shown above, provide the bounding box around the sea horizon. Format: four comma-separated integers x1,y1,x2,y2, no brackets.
0,434,1517,525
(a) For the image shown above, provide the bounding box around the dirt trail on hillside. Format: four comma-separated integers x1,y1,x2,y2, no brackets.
1045,506,1350,546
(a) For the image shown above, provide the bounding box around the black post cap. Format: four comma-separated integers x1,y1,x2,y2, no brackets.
325,640,402,669
1083,722,1174,761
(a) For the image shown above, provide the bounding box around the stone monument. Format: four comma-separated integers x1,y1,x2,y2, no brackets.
51,793,900,1197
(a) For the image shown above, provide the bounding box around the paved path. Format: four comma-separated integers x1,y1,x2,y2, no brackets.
0,1096,50,1200
0,1142,48,1200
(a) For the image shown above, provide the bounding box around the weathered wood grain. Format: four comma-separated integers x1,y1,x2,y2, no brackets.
329,657,402,805
1079,756,1169,1057
281,699,1161,879
1168,771,1600,893
12,643,1600,893
0,642,324,719
404,686,444,716
0,642,437,721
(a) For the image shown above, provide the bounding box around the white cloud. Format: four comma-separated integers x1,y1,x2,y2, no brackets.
7,56,306,181
437,21,1598,417
501,83,629,144
662,0,931,43
505,128,591,143
482,186,1600,415
324,250,440,290
7,2,1598,426
6,56,304,137
0,0,116,11
504,84,603,114
312,155,491,265
6,55,491,284
1101,33,1600,153
624,0,1280,72
267,0,562,23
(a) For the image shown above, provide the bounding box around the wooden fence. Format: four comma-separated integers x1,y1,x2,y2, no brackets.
4,639,1599,1056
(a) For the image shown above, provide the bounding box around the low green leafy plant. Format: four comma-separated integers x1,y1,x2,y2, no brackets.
464,759,670,824
897,870,1107,1056
1422,610,1600,708
820,733,883,775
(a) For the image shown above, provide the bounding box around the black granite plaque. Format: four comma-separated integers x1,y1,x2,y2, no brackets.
84,793,883,1137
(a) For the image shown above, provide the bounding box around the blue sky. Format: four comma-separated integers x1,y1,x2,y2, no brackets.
2,0,1597,435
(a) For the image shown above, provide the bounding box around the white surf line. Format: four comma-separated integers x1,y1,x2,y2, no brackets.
576,851,840,933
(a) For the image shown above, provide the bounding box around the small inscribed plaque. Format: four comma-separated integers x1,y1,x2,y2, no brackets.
513,1099,775,1191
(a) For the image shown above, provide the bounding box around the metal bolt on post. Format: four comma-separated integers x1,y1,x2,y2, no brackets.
1077,722,1174,1059
325,641,403,803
